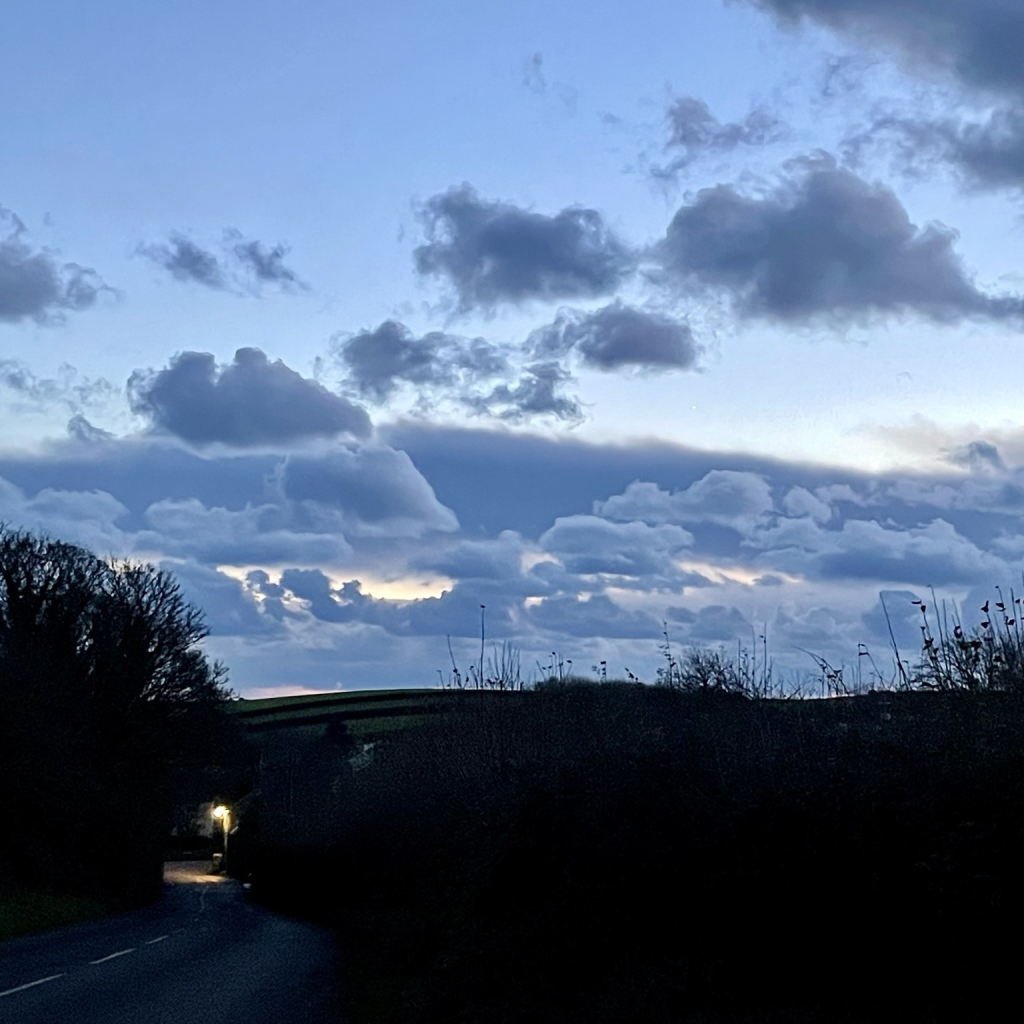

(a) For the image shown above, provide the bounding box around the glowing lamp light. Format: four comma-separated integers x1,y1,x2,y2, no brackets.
212,805,229,821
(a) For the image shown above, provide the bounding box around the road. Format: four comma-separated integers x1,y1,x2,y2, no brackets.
0,861,345,1023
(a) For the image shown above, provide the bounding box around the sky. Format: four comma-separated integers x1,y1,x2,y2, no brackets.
4,0,1024,695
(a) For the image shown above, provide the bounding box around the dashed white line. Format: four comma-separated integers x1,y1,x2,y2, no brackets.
0,974,66,998
144,935,169,945
89,948,136,965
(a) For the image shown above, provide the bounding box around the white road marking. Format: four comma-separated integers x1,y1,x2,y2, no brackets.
144,935,169,945
89,948,136,965
0,974,66,998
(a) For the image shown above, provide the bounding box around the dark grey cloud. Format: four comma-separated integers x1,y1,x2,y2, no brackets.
0,206,107,324
655,156,1023,324
138,230,306,293
526,593,663,639
137,234,227,289
466,361,582,424
413,184,634,311
128,347,371,446
529,302,701,371
653,96,785,181
847,108,1024,193
680,604,753,645
747,0,1024,194
946,440,1006,474
409,531,524,581
744,0,1024,99
164,560,281,638
336,320,511,404
225,230,307,292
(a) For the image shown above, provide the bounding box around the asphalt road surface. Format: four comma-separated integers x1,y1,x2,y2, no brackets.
0,861,345,1023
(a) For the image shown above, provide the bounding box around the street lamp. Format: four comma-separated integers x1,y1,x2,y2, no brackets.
212,804,230,872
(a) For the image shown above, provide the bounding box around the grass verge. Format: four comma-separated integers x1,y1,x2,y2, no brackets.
0,888,109,942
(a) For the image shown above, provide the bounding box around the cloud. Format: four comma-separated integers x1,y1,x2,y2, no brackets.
0,474,131,555
410,530,525,581
66,415,115,444
945,440,1006,474
529,302,702,372
0,206,107,324
526,594,663,639
128,347,371,446
336,320,511,404
597,471,776,533
465,361,583,424
848,108,1024,194
748,515,1005,587
140,498,356,566
137,234,227,289
225,230,306,291
743,0,1024,100
653,95,785,180
138,229,306,293
522,52,546,95
282,445,459,537
748,0,1024,194
413,183,634,311
782,485,834,523
0,360,115,412
539,515,694,578
654,156,1023,325
164,560,281,638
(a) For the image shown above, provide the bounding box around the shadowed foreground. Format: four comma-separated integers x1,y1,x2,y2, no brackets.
0,861,343,1024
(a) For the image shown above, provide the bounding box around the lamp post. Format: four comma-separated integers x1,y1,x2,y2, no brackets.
212,804,230,873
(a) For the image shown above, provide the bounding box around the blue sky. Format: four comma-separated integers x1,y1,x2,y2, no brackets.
4,0,1024,694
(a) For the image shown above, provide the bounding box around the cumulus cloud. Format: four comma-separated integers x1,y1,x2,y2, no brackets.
138,229,306,293
655,156,1022,325
0,206,107,324
128,347,371,446
282,445,459,537
529,302,702,372
140,498,356,566
413,183,634,311
653,95,785,181
409,530,525,581
597,471,775,533
539,515,694,578
782,485,834,523
749,516,1004,587
336,320,511,404
0,475,131,554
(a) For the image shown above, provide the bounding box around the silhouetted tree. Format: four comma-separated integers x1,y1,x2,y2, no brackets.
0,526,233,904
